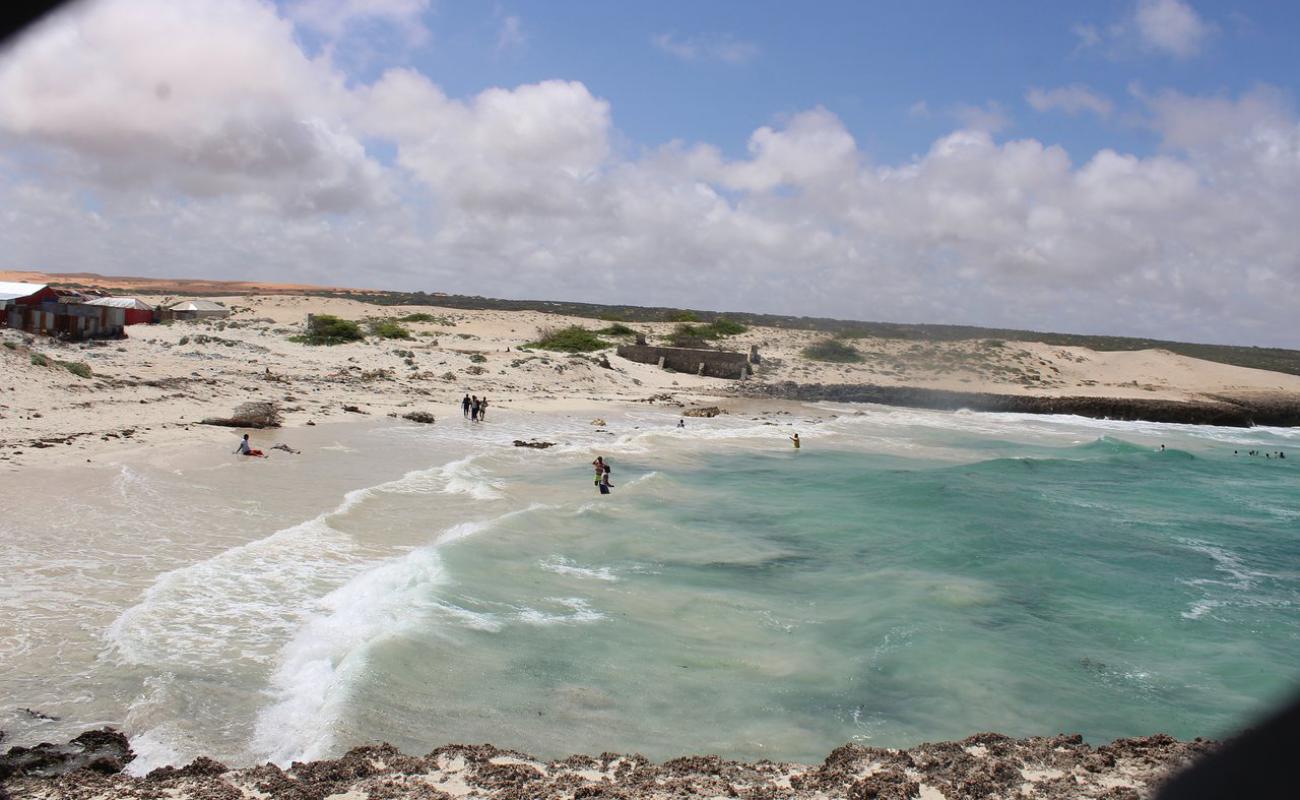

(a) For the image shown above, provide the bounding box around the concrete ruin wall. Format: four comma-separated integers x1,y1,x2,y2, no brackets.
616,345,752,379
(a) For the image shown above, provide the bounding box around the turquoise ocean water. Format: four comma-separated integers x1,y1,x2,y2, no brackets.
2,405,1297,771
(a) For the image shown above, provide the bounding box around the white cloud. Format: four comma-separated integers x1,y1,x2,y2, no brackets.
0,0,1297,347
0,0,384,214
1135,0,1212,58
496,14,525,53
287,0,430,45
1072,22,1102,50
952,102,1010,134
1026,85,1114,118
1075,1,1214,60
651,32,759,65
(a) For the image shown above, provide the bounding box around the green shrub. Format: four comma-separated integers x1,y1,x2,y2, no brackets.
368,319,412,340
705,317,747,336
598,312,625,322
668,310,700,322
178,335,190,345
803,338,863,363
398,312,454,325
61,361,92,379
30,352,48,366
469,353,487,363
292,315,365,345
3,341,15,350
597,322,636,337
667,324,710,348
529,326,609,353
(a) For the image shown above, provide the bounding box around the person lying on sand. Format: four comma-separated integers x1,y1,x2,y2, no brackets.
234,433,267,458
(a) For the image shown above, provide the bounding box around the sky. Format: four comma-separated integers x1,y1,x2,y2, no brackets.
1,1,1299,347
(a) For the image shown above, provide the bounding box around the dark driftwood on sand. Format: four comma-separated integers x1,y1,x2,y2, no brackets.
198,401,282,429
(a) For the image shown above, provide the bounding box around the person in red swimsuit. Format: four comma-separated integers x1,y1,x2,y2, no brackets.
234,433,266,458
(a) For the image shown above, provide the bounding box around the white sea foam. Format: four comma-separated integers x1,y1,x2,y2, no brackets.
540,556,618,582
1176,538,1280,620
438,454,504,500
249,544,479,765
515,597,606,626
250,500,546,766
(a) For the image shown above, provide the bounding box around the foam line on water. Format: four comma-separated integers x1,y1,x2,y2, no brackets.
540,556,619,582
250,501,551,766
113,458,499,772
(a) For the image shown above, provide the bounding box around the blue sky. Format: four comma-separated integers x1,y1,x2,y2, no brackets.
2,0,1300,345
319,0,1300,164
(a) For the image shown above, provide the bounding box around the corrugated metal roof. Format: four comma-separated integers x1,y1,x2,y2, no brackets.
0,281,48,301
86,296,154,310
169,299,228,311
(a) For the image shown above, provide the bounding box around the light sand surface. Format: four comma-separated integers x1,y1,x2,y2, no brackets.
3,293,1299,470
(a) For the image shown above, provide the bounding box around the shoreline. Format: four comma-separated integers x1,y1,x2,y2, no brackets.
1,728,1215,799
5,291,1300,471
736,382,1300,428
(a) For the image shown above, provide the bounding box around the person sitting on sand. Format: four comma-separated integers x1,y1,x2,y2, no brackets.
462,394,471,418
234,433,266,458
599,465,613,495
790,433,800,449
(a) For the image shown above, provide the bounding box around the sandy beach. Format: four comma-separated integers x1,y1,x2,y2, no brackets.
4,286,1300,470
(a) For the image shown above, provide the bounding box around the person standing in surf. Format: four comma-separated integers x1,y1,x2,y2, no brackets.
479,397,489,421
599,464,613,494
470,395,480,421
592,456,606,490
461,394,471,418
790,433,801,449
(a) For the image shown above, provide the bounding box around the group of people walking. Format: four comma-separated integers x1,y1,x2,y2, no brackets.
461,394,489,421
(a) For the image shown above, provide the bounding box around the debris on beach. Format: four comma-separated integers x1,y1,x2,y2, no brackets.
590,418,606,426
683,406,725,417
270,443,300,454
513,440,555,449
198,401,282,429
401,411,436,424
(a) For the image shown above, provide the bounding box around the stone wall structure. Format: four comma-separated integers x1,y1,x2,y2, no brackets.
616,344,753,379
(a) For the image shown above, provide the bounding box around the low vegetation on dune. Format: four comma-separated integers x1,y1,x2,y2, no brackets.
290,314,364,345
61,361,93,378
368,319,412,340
665,318,749,347
596,322,637,337
529,326,610,353
397,312,455,325
803,338,864,363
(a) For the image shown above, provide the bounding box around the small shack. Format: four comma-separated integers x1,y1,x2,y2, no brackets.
167,299,230,321
1,282,125,339
86,296,155,325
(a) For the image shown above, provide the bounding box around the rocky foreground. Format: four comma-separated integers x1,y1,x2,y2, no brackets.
1,729,1216,800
